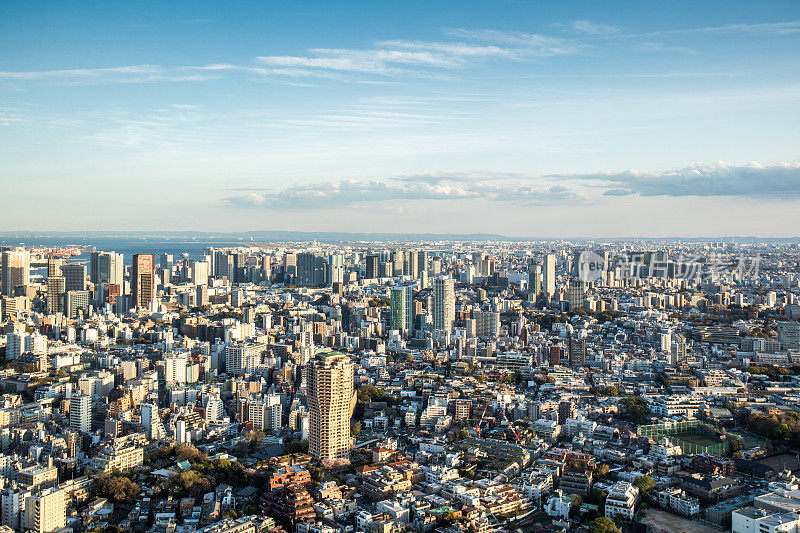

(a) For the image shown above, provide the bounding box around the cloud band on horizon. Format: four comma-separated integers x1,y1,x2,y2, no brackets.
223,161,800,210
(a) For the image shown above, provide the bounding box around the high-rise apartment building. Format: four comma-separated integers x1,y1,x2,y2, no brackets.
23,488,66,533
568,278,586,311
390,285,414,332
1,248,29,297
69,394,91,434
433,276,455,332
131,254,155,309
307,351,355,462
543,253,556,297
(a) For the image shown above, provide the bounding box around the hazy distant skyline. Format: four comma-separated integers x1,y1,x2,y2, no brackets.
2,1,799,236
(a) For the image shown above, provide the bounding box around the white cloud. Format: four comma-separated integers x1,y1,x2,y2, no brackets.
224,173,583,209
565,20,620,35
555,161,800,198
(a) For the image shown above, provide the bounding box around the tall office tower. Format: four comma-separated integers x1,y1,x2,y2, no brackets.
406,251,420,279
391,250,405,276
91,251,124,285
296,253,326,287
390,285,414,332
46,276,65,314
777,322,800,350
307,351,355,462
213,250,227,278
261,255,272,280
528,262,542,295
159,253,173,271
282,253,297,280
189,260,209,286
1,248,30,297
433,276,455,332
131,254,155,309
567,278,586,311
231,252,247,284
542,253,556,297
417,250,428,276
23,488,66,533
47,257,62,278
327,254,344,286
196,285,209,306
365,254,380,279
63,291,91,318
69,394,91,433
61,263,86,292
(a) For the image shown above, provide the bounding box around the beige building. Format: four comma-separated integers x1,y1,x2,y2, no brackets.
307,351,355,462
93,444,144,472
1,248,29,297
23,488,66,533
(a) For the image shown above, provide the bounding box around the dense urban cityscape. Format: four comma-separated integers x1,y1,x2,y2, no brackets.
0,238,798,533
4,0,800,532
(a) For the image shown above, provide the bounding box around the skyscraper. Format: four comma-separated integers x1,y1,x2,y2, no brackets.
433,276,455,332
1,248,29,297
327,254,344,286
91,251,124,285
61,263,86,292
528,261,542,295
365,254,380,279
296,253,326,286
307,351,355,463
568,278,586,311
131,254,155,308
46,276,65,314
543,253,556,297
46,257,62,278
69,394,91,433
390,285,414,332
406,250,420,278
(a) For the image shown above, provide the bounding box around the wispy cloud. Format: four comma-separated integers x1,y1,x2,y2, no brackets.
224,173,583,209
554,161,800,198
553,20,621,35
635,41,699,54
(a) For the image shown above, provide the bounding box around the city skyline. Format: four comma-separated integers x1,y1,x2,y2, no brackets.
2,1,800,235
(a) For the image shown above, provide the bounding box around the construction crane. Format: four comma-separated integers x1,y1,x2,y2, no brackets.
501,409,521,444
475,404,489,438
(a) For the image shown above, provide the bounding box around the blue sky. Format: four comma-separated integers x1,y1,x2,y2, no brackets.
2,1,799,236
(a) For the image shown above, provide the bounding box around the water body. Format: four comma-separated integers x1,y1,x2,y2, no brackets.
0,235,255,265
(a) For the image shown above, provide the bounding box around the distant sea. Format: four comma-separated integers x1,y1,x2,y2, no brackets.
0,235,251,265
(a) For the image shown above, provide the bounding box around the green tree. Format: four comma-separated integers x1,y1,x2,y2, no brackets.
633,475,655,493
588,517,621,533
96,472,141,503
569,494,583,516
